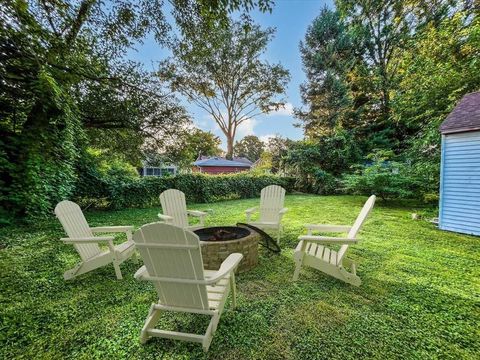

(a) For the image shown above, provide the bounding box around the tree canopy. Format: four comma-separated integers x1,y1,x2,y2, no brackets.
0,0,275,221
234,135,265,162
294,0,479,199
160,19,290,159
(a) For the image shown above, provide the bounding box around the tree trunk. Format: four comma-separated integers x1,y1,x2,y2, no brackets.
226,135,234,160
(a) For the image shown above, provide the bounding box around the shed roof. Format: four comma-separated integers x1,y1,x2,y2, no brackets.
440,92,480,134
193,157,252,167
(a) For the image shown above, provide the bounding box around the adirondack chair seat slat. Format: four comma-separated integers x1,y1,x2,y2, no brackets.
55,200,135,280
245,185,288,244
133,223,242,352
293,195,376,286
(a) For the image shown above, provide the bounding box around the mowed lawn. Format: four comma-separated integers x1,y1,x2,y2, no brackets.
1,195,479,359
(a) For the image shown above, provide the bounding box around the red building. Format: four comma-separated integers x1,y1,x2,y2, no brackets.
192,157,252,175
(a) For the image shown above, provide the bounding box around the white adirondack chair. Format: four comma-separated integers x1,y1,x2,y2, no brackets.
292,195,376,286
133,222,243,352
159,189,207,230
55,200,135,280
245,185,288,243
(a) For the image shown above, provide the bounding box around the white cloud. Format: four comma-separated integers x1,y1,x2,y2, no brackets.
267,102,294,117
259,134,275,143
236,118,258,138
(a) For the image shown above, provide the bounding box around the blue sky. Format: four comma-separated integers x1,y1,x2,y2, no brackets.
128,0,332,150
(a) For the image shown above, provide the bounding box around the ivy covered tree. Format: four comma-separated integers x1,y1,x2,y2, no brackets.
0,0,274,221
160,19,290,159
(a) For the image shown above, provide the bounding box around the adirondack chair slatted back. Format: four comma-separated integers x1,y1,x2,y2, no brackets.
337,195,376,264
55,201,101,261
259,185,286,223
133,223,209,310
160,189,189,228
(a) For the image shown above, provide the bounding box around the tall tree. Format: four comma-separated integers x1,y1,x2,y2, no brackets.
265,135,294,174
160,19,290,159
296,7,358,138
234,135,265,162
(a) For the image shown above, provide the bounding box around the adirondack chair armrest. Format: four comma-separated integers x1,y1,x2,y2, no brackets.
298,235,357,244
61,236,115,244
245,207,258,214
134,265,148,280
205,253,243,285
91,226,133,233
134,254,243,285
304,224,352,233
279,208,288,214
187,210,207,217
158,214,174,221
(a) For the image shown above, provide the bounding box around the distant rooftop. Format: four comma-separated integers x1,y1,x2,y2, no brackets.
193,156,252,167
440,92,480,134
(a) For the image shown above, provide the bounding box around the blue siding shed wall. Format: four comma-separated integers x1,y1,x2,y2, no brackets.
439,131,480,236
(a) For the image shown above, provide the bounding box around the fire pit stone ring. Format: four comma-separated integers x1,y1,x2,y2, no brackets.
194,225,260,273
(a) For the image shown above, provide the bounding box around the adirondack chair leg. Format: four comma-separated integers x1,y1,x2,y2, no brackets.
212,312,221,333
230,273,237,309
337,266,361,287
113,260,123,279
292,251,305,281
64,259,108,280
276,225,283,244
203,313,220,351
140,304,162,344
63,263,83,280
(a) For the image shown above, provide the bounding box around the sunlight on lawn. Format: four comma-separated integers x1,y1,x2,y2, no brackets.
1,195,478,359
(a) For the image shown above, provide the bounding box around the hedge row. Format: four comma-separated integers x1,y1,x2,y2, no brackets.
75,173,296,210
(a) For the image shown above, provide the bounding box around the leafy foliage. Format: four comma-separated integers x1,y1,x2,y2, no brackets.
0,0,274,221
297,1,479,199
74,172,294,209
342,151,421,200
162,128,222,169
160,19,290,158
265,135,295,174
296,7,357,137
281,131,361,194
234,135,265,162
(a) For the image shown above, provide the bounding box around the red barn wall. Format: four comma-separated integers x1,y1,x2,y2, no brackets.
193,166,250,174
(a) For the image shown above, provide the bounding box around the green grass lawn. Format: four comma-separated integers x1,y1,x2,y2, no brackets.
1,195,479,359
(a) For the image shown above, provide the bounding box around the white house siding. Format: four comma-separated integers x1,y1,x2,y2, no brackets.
439,131,480,235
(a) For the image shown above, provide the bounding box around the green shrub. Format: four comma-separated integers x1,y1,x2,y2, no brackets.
342,151,422,201
74,172,295,209
310,169,338,195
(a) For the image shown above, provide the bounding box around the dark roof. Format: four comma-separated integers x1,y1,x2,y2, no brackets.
440,92,480,134
232,157,253,165
193,157,252,167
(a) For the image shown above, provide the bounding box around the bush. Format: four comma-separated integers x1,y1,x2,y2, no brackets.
74,172,295,209
282,131,361,177
342,151,422,201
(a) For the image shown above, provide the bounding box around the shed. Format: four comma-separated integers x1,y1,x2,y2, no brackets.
439,92,480,235
192,156,252,175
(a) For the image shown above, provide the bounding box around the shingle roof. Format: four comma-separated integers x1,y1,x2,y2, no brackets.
440,92,480,134
232,157,253,165
193,157,252,167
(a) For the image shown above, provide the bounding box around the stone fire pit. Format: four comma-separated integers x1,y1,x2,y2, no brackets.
194,226,259,273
